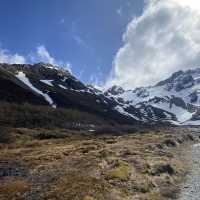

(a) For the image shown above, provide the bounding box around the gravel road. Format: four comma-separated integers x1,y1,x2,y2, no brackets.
179,143,200,200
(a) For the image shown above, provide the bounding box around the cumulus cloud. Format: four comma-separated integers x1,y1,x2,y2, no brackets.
0,48,26,64
107,0,200,89
36,45,56,65
0,44,72,73
30,45,72,72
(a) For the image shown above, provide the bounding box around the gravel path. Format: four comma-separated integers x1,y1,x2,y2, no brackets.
179,143,200,200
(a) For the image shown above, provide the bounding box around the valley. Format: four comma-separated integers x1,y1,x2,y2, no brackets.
0,63,200,199
1,0,200,199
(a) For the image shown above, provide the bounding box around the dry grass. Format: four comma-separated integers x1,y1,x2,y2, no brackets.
0,178,30,200
0,127,197,200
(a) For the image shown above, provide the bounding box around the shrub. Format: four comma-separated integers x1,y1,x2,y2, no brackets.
95,125,121,135
0,102,104,129
150,163,175,176
0,127,13,143
34,131,68,140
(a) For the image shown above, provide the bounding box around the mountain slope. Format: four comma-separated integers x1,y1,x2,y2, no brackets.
1,62,200,125
105,69,200,125
0,63,144,124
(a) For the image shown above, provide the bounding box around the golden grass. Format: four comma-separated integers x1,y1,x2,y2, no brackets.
0,127,195,200
107,160,131,180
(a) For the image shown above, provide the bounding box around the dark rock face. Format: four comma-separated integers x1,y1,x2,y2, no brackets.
189,91,198,103
156,70,184,87
133,87,149,98
156,71,194,92
170,96,187,109
174,74,194,92
105,85,125,96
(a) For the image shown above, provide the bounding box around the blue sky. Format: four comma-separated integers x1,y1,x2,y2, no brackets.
0,0,144,85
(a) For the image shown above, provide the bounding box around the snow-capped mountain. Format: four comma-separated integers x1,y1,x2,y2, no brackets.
1,63,200,125
0,63,145,124
105,69,200,125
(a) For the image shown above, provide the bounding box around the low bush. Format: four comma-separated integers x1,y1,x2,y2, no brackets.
34,131,68,140
0,127,13,143
0,102,104,129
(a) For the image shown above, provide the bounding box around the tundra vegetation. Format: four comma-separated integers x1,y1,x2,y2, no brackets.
0,105,198,200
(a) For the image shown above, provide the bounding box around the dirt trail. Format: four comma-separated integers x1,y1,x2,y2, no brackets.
179,143,200,200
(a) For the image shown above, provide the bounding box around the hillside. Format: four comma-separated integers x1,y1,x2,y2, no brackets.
1,63,200,126
0,63,142,125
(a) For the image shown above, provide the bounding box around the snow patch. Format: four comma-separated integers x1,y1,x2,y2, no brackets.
152,102,194,122
115,105,140,120
59,84,67,89
164,112,172,119
194,143,200,147
16,72,56,108
40,80,54,87
62,77,68,82
182,120,200,126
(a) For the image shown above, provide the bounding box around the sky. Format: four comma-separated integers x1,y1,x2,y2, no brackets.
1,0,200,89
0,0,143,86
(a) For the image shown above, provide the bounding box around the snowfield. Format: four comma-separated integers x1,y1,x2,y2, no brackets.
152,102,194,123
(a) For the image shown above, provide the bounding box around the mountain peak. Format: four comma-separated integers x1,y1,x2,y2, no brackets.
105,85,125,96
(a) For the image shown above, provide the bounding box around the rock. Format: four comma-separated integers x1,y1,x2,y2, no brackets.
151,163,175,176
163,139,177,147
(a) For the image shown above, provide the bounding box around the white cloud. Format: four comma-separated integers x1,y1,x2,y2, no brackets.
29,45,72,72
0,48,26,64
36,45,56,65
107,0,200,89
0,45,72,73
63,62,72,74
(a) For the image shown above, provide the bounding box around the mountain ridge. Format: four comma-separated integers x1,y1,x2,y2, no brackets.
105,68,200,125
0,62,199,125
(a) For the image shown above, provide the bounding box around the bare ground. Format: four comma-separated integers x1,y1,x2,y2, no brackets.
179,143,200,200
